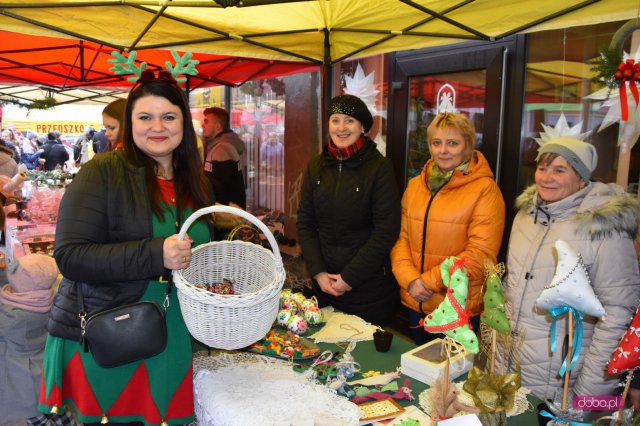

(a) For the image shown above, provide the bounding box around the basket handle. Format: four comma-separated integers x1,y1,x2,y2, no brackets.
177,205,283,265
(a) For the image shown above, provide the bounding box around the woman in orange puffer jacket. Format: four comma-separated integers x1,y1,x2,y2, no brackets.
391,112,505,344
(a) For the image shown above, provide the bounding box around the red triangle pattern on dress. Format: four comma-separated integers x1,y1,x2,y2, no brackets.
165,364,194,420
62,352,103,416
39,373,62,406
107,363,162,423
608,306,640,375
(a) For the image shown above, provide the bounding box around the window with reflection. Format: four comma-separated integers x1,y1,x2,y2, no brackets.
333,55,389,156
230,80,286,214
520,21,638,196
406,71,486,181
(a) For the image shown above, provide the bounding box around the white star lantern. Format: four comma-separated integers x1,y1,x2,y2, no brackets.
343,63,383,118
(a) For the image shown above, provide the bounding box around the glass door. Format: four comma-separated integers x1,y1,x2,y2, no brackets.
387,37,525,191
406,70,487,180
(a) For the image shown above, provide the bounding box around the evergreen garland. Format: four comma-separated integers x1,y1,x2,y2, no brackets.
591,45,623,90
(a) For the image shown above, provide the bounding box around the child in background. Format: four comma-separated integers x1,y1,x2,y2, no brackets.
0,253,58,425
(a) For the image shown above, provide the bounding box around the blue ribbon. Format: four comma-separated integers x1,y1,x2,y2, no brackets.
549,306,583,377
539,409,591,425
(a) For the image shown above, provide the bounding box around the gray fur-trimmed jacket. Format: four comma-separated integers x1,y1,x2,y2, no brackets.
504,182,640,400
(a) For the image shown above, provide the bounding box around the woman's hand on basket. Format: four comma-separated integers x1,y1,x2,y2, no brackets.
163,234,193,270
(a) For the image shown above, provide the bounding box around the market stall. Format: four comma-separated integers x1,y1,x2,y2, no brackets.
3,177,67,262
191,311,542,425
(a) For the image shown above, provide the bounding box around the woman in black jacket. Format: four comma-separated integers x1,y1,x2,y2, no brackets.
297,94,401,325
39,70,212,426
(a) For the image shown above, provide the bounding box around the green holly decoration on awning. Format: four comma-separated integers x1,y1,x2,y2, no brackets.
423,256,479,354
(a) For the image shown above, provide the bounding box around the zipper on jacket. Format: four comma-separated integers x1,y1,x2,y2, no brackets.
419,179,447,274
508,207,553,372
333,161,343,199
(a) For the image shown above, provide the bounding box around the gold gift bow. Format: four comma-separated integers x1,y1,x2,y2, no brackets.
462,366,521,413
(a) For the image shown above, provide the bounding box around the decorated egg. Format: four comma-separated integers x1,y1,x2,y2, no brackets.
300,296,319,313
291,292,307,306
287,314,308,334
279,288,293,305
281,297,299,313
303,306,323,326
276,309,294,328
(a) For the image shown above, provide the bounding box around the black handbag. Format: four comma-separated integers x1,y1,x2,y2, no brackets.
77,280,170,368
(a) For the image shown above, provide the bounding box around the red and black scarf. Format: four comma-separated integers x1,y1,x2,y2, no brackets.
328,135,366,161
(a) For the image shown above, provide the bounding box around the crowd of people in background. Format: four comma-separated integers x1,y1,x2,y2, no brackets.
0,125,103,173
0,99,125,176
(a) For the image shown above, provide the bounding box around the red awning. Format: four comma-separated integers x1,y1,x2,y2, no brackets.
0,30,319,91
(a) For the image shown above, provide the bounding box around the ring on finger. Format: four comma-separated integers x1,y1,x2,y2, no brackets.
182,256,187,263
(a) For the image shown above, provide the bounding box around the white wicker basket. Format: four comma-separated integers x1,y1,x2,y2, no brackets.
173,205,285,350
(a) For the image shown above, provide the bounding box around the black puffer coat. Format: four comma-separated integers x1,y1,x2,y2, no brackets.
297,138,401,325
48,151,167,341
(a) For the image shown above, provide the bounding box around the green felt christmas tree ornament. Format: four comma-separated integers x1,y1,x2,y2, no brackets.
480,262,511,335
423,256,479,354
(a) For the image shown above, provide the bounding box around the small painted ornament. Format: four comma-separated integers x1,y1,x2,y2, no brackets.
281,297,299,313
303,306,324,326
287,314,308,334
300,296,319,313
279,288,293,306
277,309,294,328
608,306,640,374
480,263,511,334
423,256,479,354
291,291,307,306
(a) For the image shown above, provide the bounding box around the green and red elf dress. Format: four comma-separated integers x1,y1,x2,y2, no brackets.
39,179,208,425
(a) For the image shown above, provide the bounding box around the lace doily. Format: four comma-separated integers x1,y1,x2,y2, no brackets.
193,352,361,426
418,380,532,419
308,307,378,343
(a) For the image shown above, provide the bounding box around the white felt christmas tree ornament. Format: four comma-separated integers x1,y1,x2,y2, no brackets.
535,240,606,318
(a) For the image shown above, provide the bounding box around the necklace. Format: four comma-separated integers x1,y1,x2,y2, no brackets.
155,166,173,181
543,253,590,289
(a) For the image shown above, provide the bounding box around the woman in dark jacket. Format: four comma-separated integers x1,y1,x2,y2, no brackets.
297,94,401,325
39,70,213,426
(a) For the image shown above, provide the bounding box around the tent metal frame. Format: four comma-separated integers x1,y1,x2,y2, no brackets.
0,0,603,65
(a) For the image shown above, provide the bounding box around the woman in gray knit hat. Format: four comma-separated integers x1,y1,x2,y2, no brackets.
297,94,401,325
504,136,640,405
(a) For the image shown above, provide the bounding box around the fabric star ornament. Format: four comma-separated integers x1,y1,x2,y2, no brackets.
423,257,479,354
534,112,588,146
535,240,606,318
480,263,511,335
608,307,640,375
